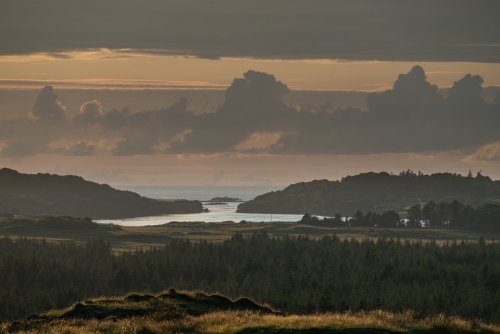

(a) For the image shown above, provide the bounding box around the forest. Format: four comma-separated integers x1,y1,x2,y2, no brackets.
300,200,500,233
1,234,498,323
238,171,500,216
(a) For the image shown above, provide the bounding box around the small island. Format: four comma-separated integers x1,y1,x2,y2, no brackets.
206,196,243,204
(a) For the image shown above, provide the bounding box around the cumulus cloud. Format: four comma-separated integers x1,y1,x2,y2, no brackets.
446,74,486,115
80,99,103,116
366,65,443,119
0,66,499,157
1,0,499,63
0,86,70,156
168,71,293,153
223,71,289,108
31,86,67,122
272,66,500,154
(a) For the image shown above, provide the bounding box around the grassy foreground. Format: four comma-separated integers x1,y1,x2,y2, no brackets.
1,291,498,334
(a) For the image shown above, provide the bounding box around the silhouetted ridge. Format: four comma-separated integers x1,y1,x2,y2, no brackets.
237,171,500,216
0,168,202,219
54,290,275,321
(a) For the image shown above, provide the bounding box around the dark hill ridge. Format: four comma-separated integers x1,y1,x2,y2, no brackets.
58,289,275,320
237,171,500,216
4,290,496,334
0,168,202,219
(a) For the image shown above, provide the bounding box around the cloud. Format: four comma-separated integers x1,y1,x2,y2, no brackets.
0,78,227,90
1,139,49,157
366,65,443,119
66,142,97,156
80,100,103,116
466,141,500,161
223,71,289,108
31,86,67,122
446,74,485,114
0,86,70,156
273,65,500,154
235,132,283,152
99,98,196,155
1,0,499,62
168,71,294,153
1,66,499,157
76,99,103,124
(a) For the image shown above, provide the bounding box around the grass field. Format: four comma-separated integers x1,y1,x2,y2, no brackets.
1,216,499,251
1,290,498,334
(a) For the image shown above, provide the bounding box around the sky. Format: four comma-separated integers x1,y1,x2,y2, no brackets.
1,0,500,187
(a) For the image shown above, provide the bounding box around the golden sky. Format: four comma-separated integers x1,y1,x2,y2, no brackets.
2,51,500,91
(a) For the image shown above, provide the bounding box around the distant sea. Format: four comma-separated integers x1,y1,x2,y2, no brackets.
115,185,282,201
97,185,299,226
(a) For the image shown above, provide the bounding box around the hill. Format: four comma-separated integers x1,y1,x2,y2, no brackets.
1,291,497,334
0,168,202,219
237,171,500,216
0,215,121,233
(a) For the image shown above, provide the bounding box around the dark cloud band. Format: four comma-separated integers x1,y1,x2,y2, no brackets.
1,0,499,62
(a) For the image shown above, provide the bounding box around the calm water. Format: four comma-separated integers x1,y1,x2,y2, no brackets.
96,202,305,226
96,186,305,226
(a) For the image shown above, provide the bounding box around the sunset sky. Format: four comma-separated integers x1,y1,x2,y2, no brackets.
1,0,499,186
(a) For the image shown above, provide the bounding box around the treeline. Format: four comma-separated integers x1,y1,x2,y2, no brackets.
301,211,400,228
1,235,499,322
300,201,500,232
407,201,500,232
238,171,500,216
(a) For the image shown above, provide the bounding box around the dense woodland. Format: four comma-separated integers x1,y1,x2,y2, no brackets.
238,171,500,216
301,201,500,233
1,235,498,322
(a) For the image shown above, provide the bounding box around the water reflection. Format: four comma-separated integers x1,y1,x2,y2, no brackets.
96,202,305,226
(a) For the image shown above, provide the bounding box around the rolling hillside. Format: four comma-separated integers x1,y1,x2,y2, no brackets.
0,168,202,219
238,171,500,216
